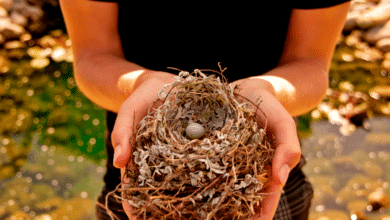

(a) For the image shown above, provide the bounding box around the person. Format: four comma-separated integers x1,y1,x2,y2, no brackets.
59,1,350,219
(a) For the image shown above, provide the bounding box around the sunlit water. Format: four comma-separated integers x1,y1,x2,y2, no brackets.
0,132,105,219
304,117,390,220
0,117,389,219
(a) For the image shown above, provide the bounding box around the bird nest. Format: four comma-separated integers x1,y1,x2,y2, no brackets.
116,69,274,219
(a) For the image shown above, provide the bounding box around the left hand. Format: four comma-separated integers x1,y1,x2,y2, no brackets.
231,79,301,220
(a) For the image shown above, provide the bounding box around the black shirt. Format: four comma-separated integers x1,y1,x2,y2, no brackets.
92,1,348,81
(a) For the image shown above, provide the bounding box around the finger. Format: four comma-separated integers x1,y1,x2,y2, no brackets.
258,182,283,220
255,91,301,185
111,101,135,168
271,142,301,185
111,97,150,168
112,78,168,168
121,168,137,219
252,168,283,220
270,118,301,185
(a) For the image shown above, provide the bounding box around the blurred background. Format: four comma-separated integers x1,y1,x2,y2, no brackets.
0,0,390,219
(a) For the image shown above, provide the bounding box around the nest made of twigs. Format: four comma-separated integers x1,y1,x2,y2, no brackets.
118,69,274,220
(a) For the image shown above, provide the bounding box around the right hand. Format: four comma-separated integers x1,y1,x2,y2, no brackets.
111,76,174,219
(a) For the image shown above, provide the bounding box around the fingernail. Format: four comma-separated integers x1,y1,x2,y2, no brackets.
279,164,290,185
113,145,122,168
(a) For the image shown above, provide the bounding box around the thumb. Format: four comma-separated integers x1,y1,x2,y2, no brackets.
271,143,301,186
111,100,140,169
112,116,135,168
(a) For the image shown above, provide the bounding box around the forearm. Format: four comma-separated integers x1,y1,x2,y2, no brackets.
74,53,175,113
233,58,329,117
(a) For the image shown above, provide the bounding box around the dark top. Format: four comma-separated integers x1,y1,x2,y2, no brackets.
91,1,348,80
90,1,349,190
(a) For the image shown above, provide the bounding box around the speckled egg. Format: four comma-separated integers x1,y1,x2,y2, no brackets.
185,123,205,139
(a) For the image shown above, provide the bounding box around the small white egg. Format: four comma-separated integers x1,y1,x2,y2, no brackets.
186,123,205,139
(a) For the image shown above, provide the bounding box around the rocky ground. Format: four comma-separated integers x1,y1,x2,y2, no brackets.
309,0,390,136
342,0,390,71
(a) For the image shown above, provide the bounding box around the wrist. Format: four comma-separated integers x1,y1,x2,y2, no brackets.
232,77,276,97
118,70,175,96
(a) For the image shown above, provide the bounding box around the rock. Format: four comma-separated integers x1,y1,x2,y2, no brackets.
364,20,390,44
357,4,390,29
367,188,390,211
10,11,28,27
51,46,67,62
7,49,24,60
13,0,43,21
308,175,338,207
333,150,370,173
354,47,383,62
351,211,369,220
19,32,31,42
35,196,62,211
28,20,48,36
0,55,10,74
34,214,53,220
364,133,390,151
30,183,56,202
345,30,364,47
336,174,382,206
311,210,350,220
0,33,4,45
0,0,13,11
376,38,390,52
30,57,50,69
344,11,360,31
50,198,95,220
362,161,383,179
1,21,25,40
53,164,76,182
0,165,14,179
333,155,359,173
344,1,376,31
4,211,30,220
339,81,355,91
0,16,10,29
4,40,26,50
0,206,6,218
385,52,390,60
382,58,390,71
369,85,390,99
304,158,334,175
38,35,56,47
0,6,8,17
347,200,368,215
27,46,47,58
50,29,63,38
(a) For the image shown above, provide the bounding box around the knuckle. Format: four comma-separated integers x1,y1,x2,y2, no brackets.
290,146,301,165
111,129,121,146
293,147,301,158
284,116,296,127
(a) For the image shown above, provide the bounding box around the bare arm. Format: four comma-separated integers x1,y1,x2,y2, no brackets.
59,0,175,113
243,4,350,219
234,3,350,117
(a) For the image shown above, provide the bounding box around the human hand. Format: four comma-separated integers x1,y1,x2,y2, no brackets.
231,79,301,220
111,76,175,219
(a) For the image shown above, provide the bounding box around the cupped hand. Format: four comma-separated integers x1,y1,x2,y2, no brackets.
111,74,300,219
111,76,174,219
232,80,301,220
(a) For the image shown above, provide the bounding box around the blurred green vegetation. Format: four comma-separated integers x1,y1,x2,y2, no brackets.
0,32,107,171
